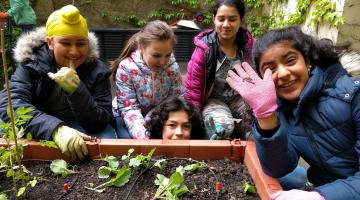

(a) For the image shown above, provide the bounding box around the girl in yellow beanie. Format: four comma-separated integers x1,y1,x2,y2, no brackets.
0,5,116,162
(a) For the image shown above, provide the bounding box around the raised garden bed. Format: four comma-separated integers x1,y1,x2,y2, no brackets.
0,139,282,199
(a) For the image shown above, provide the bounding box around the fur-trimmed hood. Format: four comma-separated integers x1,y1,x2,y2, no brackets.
13,27,100,63
340,51,360,77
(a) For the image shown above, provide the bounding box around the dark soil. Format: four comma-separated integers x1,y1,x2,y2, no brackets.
1,157,260,200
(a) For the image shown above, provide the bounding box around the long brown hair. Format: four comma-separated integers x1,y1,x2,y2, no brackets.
110,20,176,80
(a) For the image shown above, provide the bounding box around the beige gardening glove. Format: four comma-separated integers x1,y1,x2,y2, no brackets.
48,64,80,94
52,125,91,161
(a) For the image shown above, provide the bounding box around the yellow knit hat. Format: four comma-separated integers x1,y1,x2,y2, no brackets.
46,5,88,38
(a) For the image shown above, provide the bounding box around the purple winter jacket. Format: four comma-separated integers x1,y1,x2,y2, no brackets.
185,28,255,110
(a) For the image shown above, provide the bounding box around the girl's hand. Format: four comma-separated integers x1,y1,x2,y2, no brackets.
48,67,80,94
226,62,277,118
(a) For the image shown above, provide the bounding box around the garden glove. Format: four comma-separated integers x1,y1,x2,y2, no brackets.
205,116,227,140
52,125,91,161
271,189,325,200
0,12,8,19
48,64,80,94
226,62,277,118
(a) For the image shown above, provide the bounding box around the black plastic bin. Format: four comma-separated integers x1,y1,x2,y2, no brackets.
91,28,200,63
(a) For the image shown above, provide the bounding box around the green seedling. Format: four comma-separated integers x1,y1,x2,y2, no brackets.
153,158,167,170
129,147,156,169
153,172,189,200
243,182,256,194
101,155,119,169
121,148,134,161
152,159,207,200
85,156,131,193
0,107,34,140
50,159,76,177
0,106,36,198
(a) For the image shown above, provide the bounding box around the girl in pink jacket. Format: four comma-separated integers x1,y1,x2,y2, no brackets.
185,0,255,140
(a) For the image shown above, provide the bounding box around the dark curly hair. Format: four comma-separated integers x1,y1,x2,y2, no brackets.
253,26,351,74
144,97,207,139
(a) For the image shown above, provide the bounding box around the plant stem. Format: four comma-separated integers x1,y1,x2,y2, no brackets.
9,154,17,199
0,30,22,167
1,29,23,199
93,181,109,190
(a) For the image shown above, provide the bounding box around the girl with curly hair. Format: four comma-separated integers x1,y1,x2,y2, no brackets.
145,97,206,140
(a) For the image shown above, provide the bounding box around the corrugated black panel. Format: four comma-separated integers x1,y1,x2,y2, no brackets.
91,29,200,63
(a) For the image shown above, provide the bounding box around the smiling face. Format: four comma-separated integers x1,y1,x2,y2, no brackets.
46,35,89,68
162,110,191,140
258,42,310,102
213,4,242,43
140,39,173,73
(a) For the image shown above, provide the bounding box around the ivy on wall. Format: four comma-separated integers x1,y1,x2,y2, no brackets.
245,0,344,37
110,0,344,36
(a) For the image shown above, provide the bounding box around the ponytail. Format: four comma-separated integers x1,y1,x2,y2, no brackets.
110,32,139,81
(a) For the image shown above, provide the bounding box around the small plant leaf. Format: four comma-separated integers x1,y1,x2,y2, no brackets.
102,156,119,169
30,178,38,187
155,174,166,184
50,159,75,177
6,169,14,177
184,162,207,172
0,193,8,200
39,140,59,149
26,132,32,141
15,107,34,115
129,157,142,167
173,184,189,197
176,165,185,175
169,172,184,187
154,172,188,199
244,182,256,194
147,148,156,158
98,166,112,179
154,159,167,169
17,127,25,138
16,186,26,197
107,165,131,187
121,148,134,161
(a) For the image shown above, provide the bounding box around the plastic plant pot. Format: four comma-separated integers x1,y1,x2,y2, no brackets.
0,138,282,199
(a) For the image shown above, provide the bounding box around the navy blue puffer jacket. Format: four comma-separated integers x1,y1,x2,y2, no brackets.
253,64,360,200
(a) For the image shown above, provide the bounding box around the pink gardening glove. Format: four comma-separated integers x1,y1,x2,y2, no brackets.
226,62,277,118
271,189,325,200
